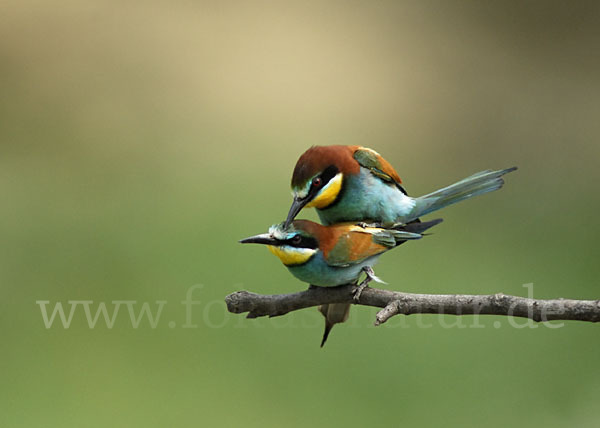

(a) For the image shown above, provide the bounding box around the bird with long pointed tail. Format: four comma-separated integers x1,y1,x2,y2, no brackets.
242,145,515,345
284,145,516,228
240,218,443,346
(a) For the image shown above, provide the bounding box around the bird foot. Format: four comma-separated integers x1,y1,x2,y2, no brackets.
352,280,369,302
352,266,385,302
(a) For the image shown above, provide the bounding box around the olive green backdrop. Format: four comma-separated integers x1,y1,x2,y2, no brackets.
2,1,599,427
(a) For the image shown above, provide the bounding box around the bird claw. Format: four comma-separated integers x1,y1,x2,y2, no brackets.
352,266,385,301
352,281,368,302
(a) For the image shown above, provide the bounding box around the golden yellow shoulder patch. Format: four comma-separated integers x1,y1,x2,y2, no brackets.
358,146,381,157
348,225,385,234
267,245,316,266
306,173,343,209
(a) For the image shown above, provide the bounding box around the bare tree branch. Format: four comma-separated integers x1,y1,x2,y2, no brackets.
225,284,600,325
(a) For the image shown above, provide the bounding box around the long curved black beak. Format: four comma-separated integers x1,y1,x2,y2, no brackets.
284,197,308,229
239,233,278,246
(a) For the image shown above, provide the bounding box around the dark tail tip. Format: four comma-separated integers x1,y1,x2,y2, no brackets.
320,324,333,348
400,218,443,234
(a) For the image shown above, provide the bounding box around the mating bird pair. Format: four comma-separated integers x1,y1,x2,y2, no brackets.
241,145,516,346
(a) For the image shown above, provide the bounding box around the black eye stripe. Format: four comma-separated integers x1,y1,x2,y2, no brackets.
318,165,339,185
307,165,339,195
305,165,340,201
284,235,318,249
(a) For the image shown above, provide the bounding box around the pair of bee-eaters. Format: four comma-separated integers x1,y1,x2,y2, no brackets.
241,145,516,346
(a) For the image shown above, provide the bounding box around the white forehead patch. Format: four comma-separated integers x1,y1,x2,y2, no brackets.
268,224,290,240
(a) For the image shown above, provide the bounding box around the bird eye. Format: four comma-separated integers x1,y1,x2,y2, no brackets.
312,177,322,187
292,235,302,245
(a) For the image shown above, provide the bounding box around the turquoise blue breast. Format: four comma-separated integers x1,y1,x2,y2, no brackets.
286,251,381,287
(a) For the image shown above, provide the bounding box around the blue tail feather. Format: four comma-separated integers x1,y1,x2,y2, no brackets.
410,167,517,220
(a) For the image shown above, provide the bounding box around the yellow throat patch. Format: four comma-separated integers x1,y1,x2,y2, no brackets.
267,245,316,266
306,173,343,209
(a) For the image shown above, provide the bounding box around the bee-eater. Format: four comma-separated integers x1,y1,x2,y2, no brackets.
240,218,442,346
284,145,516,228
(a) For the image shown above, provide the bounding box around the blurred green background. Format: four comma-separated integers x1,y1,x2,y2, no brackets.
2,1,600,427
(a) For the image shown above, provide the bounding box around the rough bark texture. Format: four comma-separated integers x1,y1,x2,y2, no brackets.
225,285,600,325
